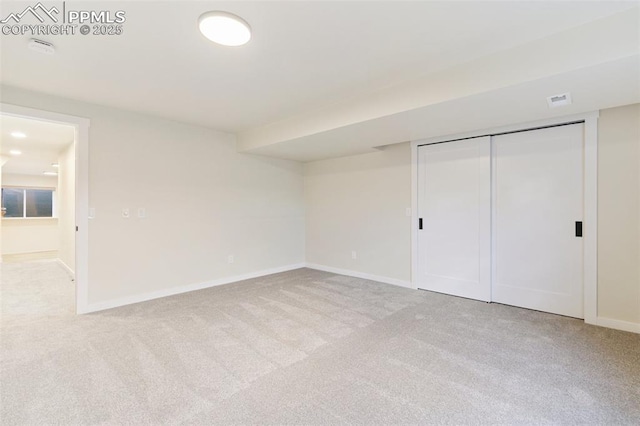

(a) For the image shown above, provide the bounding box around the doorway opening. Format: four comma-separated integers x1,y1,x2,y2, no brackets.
0,104,89,314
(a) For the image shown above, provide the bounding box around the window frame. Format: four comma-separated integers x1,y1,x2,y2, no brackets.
1,186,57,219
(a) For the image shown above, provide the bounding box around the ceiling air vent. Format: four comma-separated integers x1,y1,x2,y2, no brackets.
547,92,572,108
28,39,55,55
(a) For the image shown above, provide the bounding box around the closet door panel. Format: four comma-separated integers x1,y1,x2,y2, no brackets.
492,124,584,318
417,137,491,302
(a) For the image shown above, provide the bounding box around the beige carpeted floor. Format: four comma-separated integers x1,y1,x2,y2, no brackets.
1,260,639,425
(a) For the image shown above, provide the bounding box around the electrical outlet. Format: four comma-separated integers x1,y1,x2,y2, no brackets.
122,208,130,218
227,255,234,264
351,251,357,260
137,208,146,218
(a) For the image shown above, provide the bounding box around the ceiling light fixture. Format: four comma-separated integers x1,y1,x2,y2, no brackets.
52,163,59,168
43,171,58,176
11,131,26,138
198,11,251,46
9,150,22,155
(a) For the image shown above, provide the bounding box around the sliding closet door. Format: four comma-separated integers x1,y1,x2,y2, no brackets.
417,137,491,302
492,124,584,318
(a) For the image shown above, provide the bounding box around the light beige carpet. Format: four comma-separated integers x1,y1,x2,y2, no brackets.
1,260,639,425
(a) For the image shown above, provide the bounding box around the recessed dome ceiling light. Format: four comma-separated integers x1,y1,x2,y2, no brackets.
11,131,26,138
199,11,251,47
43,171,58,176
9,150,22,155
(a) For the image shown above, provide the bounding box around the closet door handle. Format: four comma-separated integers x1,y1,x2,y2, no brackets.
575,221,582,237
419,218,423,230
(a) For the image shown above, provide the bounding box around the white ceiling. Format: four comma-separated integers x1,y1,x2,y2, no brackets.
0,1,638,162
251,56,640,161
241,9,640,161
0,115,74,175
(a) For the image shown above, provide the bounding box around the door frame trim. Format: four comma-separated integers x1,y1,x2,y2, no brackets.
411,111,599,325
1,103,90,315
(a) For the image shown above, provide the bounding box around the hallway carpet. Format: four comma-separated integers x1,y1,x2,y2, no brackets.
1,261,639,425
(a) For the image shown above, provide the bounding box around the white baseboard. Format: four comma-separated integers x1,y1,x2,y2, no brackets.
75,259,639,335
305,264,640,334
304,263,415,290
56,259,75,280
2,250,58,263
79,263,306,314
593,316,640,334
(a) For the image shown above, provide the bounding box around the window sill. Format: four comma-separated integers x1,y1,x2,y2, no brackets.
2,217,58,221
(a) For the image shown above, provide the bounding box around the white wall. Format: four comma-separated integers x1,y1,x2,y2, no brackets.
597,104,640,325
2,173,58,188
304,104,640,330
2,218,59,255
1,173,59,255
1,85,305,307
0,166,2,259
304,143,411,282
57,142,75,273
